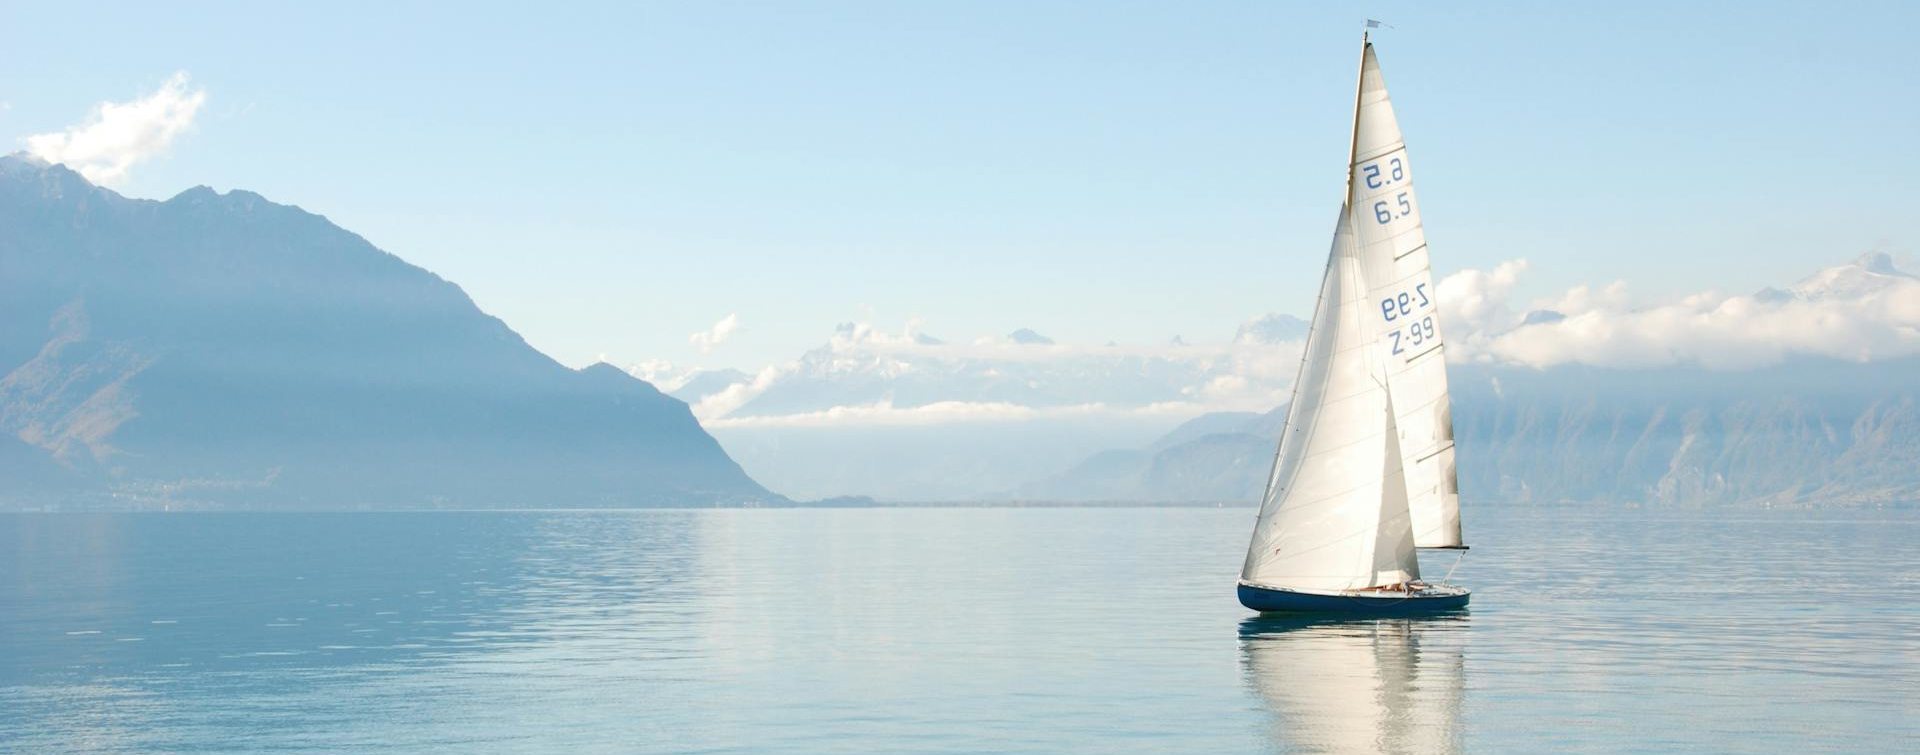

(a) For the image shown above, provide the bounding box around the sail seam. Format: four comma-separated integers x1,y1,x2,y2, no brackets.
1403,342,1443,364
1390,392,1451,421
1255,517,1384,562
1282,420,1395,463
1371,264,1437,291
1269,475,1384,515
1348,144,1410,173
1374,223,1426,247
1354,142,1407,164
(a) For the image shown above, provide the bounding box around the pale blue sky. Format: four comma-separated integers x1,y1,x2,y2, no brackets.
4,1,1916,370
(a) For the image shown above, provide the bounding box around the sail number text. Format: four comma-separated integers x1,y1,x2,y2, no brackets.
1381,284,1437,355
1360,157,1405,190
1379,284,1430,322
1372,192,1412,225
1360,156,1413,225
1389,316,1437,355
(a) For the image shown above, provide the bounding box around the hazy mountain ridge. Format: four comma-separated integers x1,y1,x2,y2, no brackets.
0,154,773,510
1021,359,1920,508
1455,361,1920,507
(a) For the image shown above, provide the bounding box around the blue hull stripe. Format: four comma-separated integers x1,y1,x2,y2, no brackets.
1237,584,1470,614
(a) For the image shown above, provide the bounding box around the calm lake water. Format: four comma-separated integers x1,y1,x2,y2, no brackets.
3,507,1916,753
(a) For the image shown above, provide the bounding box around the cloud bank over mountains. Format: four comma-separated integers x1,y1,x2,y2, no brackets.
642,253,1919,500
623,316,1310,498
1441,252,1920,370
632,314,1309,431
649,252,1916,434
22,72,205,186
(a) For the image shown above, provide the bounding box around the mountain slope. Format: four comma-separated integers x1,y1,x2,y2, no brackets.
1452,361,1920,507
0,154,773,509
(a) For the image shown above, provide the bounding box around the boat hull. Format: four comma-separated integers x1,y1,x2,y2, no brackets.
1237,581,1469,614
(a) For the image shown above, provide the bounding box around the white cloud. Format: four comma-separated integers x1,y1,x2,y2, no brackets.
1436,259,1527,334
688,313,740,354
624,358,696,390
1440,254,1920,370
23,71,206,186
689,364,786,420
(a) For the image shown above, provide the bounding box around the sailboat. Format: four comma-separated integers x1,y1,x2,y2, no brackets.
1237,32,1470,613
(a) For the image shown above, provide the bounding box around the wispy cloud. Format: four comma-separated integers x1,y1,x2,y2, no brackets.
688,313,740,354
689,364,784,420
23,72,206,186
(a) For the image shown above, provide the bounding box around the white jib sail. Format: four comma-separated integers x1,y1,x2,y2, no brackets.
1241,205,1420,591
1347,42,1464,549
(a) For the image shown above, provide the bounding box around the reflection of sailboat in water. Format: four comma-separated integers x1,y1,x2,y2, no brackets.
1239,616,1466,755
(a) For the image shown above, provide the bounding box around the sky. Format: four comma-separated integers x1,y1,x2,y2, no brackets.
3,1,1917,372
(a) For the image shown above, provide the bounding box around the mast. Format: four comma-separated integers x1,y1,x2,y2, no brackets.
1345,31,1369,198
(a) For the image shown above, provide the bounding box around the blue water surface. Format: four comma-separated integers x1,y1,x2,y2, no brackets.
3,506,1915,753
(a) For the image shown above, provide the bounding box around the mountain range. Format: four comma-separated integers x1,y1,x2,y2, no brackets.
0,154,773,510
1020,358,1920,508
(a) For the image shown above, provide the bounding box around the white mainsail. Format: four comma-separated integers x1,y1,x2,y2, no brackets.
1347,42,1464,549
1240,205,1420,592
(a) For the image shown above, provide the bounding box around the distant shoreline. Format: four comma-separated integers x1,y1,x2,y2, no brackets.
3,499,1914,514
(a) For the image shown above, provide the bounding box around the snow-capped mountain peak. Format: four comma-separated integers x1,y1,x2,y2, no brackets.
1007,328,1054,345
1781,252,1915,301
